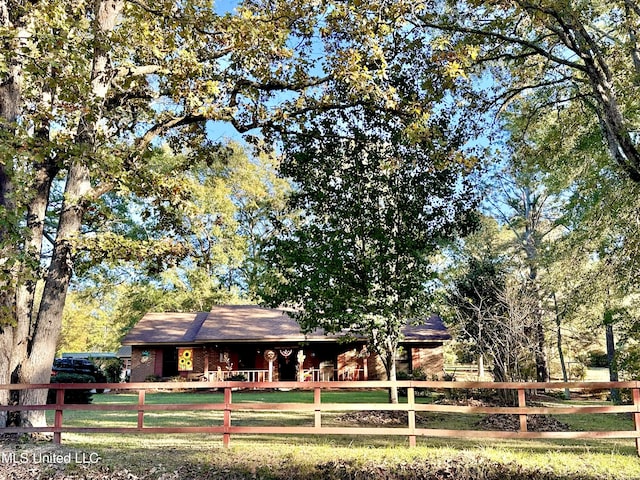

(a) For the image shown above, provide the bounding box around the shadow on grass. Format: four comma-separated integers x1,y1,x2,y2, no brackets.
23,432,635,480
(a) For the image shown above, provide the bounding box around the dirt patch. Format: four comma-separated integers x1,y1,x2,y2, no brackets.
335,399,570,433
336,410,428,426
477,414,570,432
435,397,493,407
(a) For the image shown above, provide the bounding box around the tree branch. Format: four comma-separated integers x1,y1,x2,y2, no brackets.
417,15,586,72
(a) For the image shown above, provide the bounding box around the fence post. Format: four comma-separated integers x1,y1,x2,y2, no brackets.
223,387,232,448
407,386,416,448
137,390,145,429
518,387,527,433
314,387,321,429
633,384,640,457
54,388,64,444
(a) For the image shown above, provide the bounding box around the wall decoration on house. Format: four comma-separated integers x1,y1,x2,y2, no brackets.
279,348,293,358
140,351,150,363
264,350,276,382
178,348,193,371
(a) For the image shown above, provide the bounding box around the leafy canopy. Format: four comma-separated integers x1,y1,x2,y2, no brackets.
262,102,478,366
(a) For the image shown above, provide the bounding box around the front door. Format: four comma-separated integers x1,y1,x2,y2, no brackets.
277,348,297,380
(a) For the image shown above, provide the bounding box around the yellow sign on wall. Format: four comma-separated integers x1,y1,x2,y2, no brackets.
178,348,193,371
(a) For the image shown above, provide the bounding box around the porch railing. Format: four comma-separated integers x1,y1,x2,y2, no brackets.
2,380,640,455
204,370,269,382
203,368,356,382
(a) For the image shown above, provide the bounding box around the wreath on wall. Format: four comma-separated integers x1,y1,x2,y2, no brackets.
279,349,293,358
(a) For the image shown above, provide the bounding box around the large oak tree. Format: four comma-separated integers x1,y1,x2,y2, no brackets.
0,0,416,427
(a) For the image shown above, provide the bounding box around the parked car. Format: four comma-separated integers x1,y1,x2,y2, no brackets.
51,358,107,387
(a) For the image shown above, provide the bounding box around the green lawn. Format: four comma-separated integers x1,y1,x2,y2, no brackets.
26,389,640,479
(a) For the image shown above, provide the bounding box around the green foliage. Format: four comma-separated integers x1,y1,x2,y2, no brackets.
59,290,123,354
418,1,640,184
1,0,433,411
96,358,124,383
48,373,94,404
581,350,610,369
568,363,587,381
616,338,640,380
262,102,478,384
59,143,291,350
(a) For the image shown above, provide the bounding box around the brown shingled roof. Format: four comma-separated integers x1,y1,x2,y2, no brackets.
121,312,209,345
195,305,322,342
122,305,450,345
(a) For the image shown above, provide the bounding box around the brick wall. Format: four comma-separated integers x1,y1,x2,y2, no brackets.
411,345,444,378
130,347,157,382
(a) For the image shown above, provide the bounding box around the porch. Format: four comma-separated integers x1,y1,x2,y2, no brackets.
198,367,366,382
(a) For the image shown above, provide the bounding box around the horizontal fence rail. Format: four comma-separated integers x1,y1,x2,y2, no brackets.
1,381,640,454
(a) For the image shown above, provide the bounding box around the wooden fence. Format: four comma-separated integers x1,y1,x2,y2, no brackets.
1,380,640,455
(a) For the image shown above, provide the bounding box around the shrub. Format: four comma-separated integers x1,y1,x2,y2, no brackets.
397,369,431,397
586,349,609,368
96,358,124,383
616,341,640,381
411,368,427,380
48,372,94,404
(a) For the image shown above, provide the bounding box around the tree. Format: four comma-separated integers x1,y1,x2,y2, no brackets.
448,256,540,387
0,0,419,428
262,103,478,403
416,0,640,185
496,95,640,400
57,142,290,352
124,143,290,298
443,218,542,392
482,167,562,382
507,94,640,387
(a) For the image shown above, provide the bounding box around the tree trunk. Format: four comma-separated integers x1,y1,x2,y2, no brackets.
521,186,550,384
386,351,398,404
535,319,550,382
375,335,399,404
606,321,621,404
477,354,484,380
18,160,92,427
0,0,26,428
0,0,123,428
554,294,570,399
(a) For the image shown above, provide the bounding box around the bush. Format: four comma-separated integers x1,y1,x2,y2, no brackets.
397,369,431,397
48,372,94,404
411,368,427,380
586,350,609,368
616,341,640,381
96,357,123,383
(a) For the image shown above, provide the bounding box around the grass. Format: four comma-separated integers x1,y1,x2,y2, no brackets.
6,388,637,479
10,433,639,479
45,388,639,432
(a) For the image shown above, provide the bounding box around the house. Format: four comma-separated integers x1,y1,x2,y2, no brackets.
121,305,450,383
